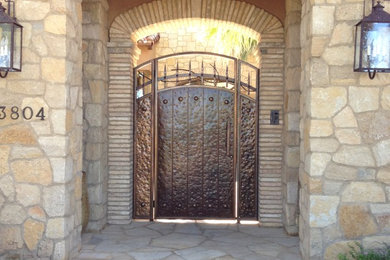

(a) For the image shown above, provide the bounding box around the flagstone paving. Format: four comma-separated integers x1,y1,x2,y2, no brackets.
75,222,301,260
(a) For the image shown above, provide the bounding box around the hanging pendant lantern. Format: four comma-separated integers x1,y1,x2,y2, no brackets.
0,1,22,78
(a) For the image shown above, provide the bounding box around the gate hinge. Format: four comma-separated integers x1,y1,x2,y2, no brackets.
152,201,156,208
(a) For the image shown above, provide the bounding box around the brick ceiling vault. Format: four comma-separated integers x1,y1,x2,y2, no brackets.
109,0,284,42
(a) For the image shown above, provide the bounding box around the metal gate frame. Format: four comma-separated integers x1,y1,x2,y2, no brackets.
133,52,260,221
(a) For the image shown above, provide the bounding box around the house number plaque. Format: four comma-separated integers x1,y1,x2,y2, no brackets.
0,106,46,120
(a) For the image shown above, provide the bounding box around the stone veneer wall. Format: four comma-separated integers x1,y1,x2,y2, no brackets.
282,0,301,234
82,0,109,231
0,0,83,259
300,0,390,258
107,0,287,227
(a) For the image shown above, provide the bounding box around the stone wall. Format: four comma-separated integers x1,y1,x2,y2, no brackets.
299,0,390,258
0,0,83,259
82,0,109,232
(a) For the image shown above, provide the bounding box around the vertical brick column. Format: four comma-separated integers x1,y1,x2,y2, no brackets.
82,0,109,232
0,0,83,259
283,0,301,235
107,41,134,224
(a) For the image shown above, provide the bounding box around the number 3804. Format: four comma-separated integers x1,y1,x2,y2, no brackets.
0,106,46,121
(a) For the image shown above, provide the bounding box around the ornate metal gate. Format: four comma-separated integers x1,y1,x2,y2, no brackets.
134,52,259,220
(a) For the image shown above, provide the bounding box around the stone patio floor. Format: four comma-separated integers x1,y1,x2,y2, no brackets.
75,221,302,260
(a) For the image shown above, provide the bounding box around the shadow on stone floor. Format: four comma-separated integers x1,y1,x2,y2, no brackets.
75,222,301,260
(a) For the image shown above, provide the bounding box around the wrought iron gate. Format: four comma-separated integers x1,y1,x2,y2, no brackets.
134,52,259,220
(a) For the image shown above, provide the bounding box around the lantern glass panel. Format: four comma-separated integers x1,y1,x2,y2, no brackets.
13,25,21,71
354,24,362,71
0,23,12,69
362,22,390,70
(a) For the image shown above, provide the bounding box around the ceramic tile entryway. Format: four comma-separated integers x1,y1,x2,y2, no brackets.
75,222,301,260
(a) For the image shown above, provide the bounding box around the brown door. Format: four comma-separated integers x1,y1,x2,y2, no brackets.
156,87,235,218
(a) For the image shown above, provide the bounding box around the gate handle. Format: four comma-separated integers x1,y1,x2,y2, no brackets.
226,121,230,156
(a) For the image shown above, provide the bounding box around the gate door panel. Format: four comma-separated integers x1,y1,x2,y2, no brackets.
157,87,235,218
133,53,259,220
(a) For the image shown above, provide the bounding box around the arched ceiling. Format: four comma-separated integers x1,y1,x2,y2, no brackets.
108,0,285,26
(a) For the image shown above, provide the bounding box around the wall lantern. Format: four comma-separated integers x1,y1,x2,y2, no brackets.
0,0,22,78
354,1,390,79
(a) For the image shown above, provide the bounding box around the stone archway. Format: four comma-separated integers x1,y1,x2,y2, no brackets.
105,0,289,228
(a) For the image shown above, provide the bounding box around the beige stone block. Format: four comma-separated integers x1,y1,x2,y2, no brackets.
324,241,360,260
50,157,73,184
287,112,300,131
16,184,40,207
10,146,42,160
377,168,390,184
357,111,390,143
312,6,335,35
16,0,50,20
310,59,329,86
335,129,361,144
373,139,390,166
333,145,375,167
51,109,67,135
31,35,48,56
7,80,45,95
0,125,37,145
323,46,354,66
370,204,390,215
23,48,40,63
335,3,363,21
311,36,328,57
0,175,14,200
339,204,378,239
39,136,68,157
330,65,357,85
325,162,357,180
11,158,52,185
309,153,331,176
24,219,45,250
45,84,67,109
46,218,66,239
44,15,67,35
333,107,357,128
310,138,339,153
310,120,333,137
342,182,386,202
309,195,339,227
12,64,40,80
311,87,347,118
44,34,67,57
363,235,390,250
286,147,300,168
323,180,343,195
0,226,23,250
382,86,390,110
89,80,105,104
0,145,10,175
309,177,323,194
330,23,353,45
349,86,379,113
0,204,26,224
42,58,66,83
31,120,52,135
28,206,46,222
43,185,69,217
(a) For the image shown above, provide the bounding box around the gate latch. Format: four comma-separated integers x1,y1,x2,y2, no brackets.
270,110,279,125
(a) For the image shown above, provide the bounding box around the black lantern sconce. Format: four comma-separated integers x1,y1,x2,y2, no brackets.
0,0,22,78
354,1,390,79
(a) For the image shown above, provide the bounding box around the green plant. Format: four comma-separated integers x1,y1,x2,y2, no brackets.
338,242,390,260
205,27,258,61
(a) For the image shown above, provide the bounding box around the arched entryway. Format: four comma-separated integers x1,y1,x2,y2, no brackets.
105,0,287,228
133,52,259,220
